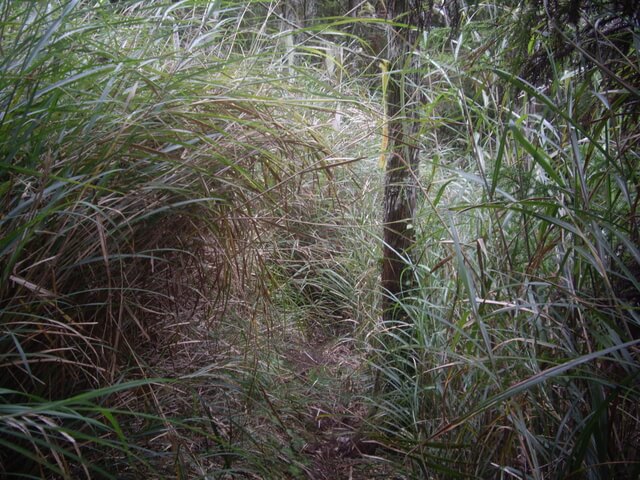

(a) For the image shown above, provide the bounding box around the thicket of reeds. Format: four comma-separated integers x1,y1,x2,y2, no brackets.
366,3,640,478
0,1,340,476
1,1,638,479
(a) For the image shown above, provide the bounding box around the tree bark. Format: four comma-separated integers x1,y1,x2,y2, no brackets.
282,0,316,32
381,0,422,321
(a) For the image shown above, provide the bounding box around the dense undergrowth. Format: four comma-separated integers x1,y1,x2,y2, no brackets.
1,0,638,479
366,3,640,478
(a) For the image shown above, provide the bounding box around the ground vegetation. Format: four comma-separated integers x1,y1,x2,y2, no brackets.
1,1,638,479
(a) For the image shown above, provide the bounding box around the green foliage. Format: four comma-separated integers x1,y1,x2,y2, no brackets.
366,1,640,478
0,0,339,476
1,0,638,478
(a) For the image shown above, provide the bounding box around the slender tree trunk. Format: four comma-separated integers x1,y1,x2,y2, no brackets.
381,0,422,321
282,0,316,37
281,0,316,73
347,0,358,16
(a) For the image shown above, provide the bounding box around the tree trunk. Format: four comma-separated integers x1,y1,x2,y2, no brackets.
381,0,422,321
281,0,316,72
282,0,316,35
347,0,358,16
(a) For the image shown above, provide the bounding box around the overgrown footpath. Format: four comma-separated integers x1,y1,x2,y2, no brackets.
0,1,382,477
108,141,393,478
2,1,639,479
133,284,389,479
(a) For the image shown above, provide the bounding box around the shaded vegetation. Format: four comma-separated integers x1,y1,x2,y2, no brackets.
1,0,638,479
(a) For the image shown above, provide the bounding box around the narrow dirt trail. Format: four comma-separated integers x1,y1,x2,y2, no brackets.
126,200,395,478
280,335,382,479
133,286,396,479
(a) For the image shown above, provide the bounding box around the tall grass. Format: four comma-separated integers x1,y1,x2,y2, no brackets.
366,2,640,478
2,0,638,478
0,0,344,476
